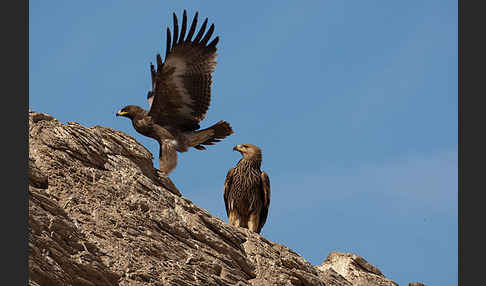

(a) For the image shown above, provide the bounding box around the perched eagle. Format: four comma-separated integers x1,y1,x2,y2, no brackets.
116,10,233,174
224,144,271,234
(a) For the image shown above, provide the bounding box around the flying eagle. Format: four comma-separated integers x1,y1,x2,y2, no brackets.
224,144,271,234
116,10,233,174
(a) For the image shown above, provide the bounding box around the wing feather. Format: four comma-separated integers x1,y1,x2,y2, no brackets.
258,171,271,233
165,29,171,60
223,168,234,217
172,13,179,49
179,10,187,44
156,54,163,71
206,36,219,51
193,17,208,43
200,24,215,46
150,63,156,88
185,11,198,42
148,10,219,131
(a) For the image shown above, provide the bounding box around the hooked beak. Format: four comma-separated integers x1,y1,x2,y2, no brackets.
233,145,241,152
116,110,128,117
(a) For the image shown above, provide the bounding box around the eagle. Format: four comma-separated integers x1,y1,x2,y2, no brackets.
116,10,233,174
224,144,271,234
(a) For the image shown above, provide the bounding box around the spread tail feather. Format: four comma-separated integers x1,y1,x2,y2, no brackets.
190,121,234,150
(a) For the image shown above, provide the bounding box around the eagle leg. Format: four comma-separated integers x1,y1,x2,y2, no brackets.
248,212,261,233
229,211,246,228
159,140,178,175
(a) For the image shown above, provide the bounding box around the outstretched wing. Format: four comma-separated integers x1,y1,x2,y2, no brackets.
258,171,271,233
223,168,235,217
148,10,219,131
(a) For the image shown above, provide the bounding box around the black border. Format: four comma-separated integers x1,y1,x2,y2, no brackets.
4,0,28,284
459,0,484,285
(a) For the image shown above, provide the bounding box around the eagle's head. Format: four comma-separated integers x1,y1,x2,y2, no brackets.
233,144,262,161
116,105,145,119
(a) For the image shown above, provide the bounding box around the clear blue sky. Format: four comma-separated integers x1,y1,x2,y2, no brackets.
30,1,457,285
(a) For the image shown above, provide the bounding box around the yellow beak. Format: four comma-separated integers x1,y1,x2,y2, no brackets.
116,110,128,116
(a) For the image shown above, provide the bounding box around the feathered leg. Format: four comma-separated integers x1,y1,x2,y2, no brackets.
228,211,240,227
248,212,260,233
159,140,178,174
228,211,248,228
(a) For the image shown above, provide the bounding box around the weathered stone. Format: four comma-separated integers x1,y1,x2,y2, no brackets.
28,110,410,285
317,252,398,286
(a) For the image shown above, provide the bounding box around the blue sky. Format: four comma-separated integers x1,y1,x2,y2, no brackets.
30,1,457,285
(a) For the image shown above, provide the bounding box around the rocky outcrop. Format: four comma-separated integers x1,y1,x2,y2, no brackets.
317,252,398,286
28,110,419,286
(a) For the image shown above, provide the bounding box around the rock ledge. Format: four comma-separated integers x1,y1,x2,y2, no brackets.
28,110,421,286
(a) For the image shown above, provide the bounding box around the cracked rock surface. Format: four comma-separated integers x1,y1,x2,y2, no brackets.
28,110,419,286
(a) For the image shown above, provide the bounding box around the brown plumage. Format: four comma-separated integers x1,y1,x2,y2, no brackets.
116,10,233,174
224,144,271,234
